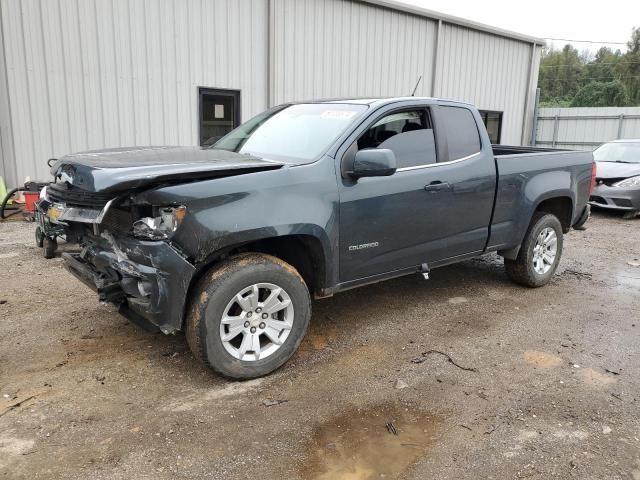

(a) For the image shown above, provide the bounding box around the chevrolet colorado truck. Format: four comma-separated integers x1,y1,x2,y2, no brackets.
44,97,595,379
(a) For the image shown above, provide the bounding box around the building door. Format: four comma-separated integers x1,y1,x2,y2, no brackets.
199,88,241,146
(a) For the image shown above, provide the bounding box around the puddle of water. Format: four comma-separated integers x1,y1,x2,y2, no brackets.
523,351,563,368
616,271,640,290
579,367,616,388
301,403,440,480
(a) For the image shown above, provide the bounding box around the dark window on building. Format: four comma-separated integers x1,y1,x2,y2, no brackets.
199,88,241,146
357,109,437,168
479,110,502,144
439,106,481,160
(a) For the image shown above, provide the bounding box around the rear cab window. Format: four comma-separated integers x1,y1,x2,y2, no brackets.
438,106,482,161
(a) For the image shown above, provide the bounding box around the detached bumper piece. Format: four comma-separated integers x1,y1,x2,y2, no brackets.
63,235,195,334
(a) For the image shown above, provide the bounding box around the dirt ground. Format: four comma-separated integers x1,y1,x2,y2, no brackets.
1,211,639,480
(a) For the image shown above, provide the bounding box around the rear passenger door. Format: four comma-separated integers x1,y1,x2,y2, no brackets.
421,104,497,263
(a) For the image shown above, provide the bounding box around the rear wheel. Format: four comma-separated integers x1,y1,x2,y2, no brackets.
505,212,563,287
186,253,311,379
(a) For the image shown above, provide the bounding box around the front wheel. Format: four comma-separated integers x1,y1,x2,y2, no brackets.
505,212,563,287
186,253,311,379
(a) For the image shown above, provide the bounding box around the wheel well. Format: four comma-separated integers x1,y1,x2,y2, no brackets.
193,235,326,294
535,197,573,233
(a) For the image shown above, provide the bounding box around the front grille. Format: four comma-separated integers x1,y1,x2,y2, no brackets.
47,182,113,209
100,207,133,234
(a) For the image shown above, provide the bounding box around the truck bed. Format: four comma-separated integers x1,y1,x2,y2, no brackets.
487,145,593,254
492,144,568,156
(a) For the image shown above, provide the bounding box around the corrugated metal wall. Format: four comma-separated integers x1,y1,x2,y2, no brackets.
536,107,640,151
0,0,268,186
0,0,540,188
271,0,538,146
270,0,437,102
0,0,16,187
435,23,537,145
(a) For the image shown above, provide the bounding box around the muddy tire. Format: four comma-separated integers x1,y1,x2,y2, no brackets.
505,212,563,288
43,237,57,259
185,253,311,379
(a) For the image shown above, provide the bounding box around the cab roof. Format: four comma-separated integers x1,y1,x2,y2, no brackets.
293,96,474,107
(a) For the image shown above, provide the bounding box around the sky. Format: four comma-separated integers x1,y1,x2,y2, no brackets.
396,0,640,54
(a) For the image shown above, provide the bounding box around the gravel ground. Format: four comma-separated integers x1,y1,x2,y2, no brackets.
1,212,639,479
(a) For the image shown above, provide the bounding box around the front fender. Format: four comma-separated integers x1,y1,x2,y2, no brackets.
191,223,334,282
133,158,340,289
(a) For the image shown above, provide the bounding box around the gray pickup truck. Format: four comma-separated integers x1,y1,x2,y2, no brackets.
44,97,594,378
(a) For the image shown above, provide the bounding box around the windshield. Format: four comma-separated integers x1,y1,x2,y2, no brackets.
212,103,368,163
593,142,640,163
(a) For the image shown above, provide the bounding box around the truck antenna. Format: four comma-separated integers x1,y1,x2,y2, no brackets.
411,75,422,96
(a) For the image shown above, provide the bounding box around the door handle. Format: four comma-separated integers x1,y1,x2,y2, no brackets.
424,181,452,192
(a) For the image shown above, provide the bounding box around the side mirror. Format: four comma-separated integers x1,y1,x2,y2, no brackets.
350,149,397,178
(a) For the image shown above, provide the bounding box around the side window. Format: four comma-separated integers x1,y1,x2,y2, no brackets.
357,110,437,168
439,106,481,160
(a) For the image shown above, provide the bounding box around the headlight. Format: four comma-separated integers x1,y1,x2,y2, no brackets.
614,176,640,188
132,206,187,240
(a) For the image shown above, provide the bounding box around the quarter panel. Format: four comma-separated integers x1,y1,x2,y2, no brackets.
490,151,592,250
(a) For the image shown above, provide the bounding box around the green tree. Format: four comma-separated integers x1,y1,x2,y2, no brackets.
570,80,628,107
537,28,640,107
582,47,624,84
538,45,584,103
621,27,640,104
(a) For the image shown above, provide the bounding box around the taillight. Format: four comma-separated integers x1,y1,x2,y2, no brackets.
589,162,597,194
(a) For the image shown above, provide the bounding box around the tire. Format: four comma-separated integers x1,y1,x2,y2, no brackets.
43,237,57,259
185,253,311,379
622,210,638,220
35,226,44,248
505,212,563,288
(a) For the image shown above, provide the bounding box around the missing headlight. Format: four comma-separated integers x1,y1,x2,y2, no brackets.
132,206,187,240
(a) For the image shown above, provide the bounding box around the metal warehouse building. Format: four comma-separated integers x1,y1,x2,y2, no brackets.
0,0,543,189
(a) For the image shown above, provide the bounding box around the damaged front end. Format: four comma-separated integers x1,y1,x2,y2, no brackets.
47,182,195,334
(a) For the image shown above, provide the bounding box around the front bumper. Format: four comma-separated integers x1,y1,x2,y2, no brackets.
589,184,640,211
63,235,195,334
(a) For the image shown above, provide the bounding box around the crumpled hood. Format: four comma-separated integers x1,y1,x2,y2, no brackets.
595,161,640,180
50,146,286,192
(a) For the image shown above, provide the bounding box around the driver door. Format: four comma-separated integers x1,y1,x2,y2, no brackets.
338,106,447,282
